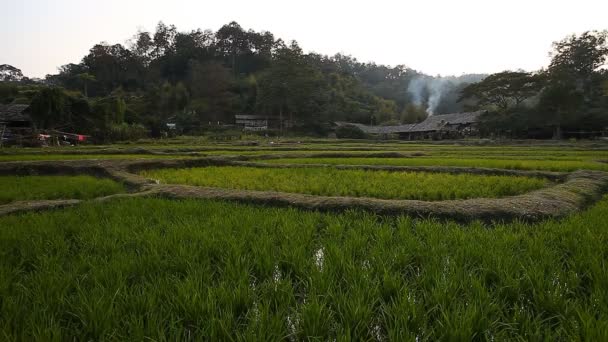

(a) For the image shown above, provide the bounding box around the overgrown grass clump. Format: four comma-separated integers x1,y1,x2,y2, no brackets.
0,198,607,340
141,166,548,200
263,157,608,172
0,175,125,204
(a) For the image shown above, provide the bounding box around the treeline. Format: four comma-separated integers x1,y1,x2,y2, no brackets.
1,22,478,140
2,24,607,140
460,31,608,139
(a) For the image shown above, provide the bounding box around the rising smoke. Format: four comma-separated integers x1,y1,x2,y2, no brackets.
406,74,485,115
406,76,448,116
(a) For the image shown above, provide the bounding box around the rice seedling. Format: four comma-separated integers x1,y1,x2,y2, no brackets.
0,175,125,204
0,197,607,340
263,157,608,172
140,166,549,200
0,154,187,162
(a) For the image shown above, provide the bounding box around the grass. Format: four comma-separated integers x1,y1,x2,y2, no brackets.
140,166,549,201
0,197,607,340
0,175,125,204
263,157,608,172
2,140,608,339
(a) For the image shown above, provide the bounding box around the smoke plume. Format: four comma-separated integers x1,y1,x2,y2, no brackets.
406,74,486,115
406,76,447,116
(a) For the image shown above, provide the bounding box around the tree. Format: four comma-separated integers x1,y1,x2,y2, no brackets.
130,31,154,66
82,43,140,94
373,98,399,124
0,64,25,82
215,21,251,75
187,60,233,123
537,83,584,139
76,73,96,97
541,31,608,138
548,31,608,87
459,71,544,110
46,63,88,89
152,22,177,58
92,95,127,126
401,104,428,124
257,41,327,133
29,87,70,129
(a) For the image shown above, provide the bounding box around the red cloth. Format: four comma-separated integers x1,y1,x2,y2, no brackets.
77,135,86,142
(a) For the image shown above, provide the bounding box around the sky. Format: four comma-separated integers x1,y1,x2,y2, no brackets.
2,0,607,78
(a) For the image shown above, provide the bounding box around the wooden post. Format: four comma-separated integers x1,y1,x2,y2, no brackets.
0,124,5,148
279,106,283,137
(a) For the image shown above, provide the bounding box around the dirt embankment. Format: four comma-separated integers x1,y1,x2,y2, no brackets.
0,156,606,223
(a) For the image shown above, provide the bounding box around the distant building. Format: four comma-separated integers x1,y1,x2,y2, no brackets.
234,114,292,131
336,111,484,140
0,104,32,146
0,104,31,128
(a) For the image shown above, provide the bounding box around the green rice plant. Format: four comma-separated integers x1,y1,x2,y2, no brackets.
140,166,549,200
0,197,607,339
263,157,608,172
0,154,186,162
4,141,607,162
0,175,125,204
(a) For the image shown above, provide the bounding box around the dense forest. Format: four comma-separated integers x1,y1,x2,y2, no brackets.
1,22,607,140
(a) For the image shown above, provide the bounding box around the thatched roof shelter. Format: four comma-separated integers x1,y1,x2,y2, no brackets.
0,104,31,125
337,111,484,135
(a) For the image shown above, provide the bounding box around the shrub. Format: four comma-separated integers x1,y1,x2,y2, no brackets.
335,125,367,139
103,123,148,142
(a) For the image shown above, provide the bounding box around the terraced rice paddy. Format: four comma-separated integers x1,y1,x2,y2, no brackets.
141,166,549,200
0,154,188,162
1,139,608,340
262,157,608,172
1,198,607,340
0,175,125,204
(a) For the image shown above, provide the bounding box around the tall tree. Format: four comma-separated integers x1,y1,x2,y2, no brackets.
152,22,177,59
76,73,96,97
0,64,25,82
257,41,326,132
82,43,140,94
548,31,608,88
459,71,544,110
541,30,608,138
29,87,70,129
187,60,233,123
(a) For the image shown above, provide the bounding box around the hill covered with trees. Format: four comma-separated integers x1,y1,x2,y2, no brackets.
1,23,607,141
0,22,483,140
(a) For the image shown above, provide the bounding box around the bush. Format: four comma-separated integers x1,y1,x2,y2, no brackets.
100,123,148,142
335,125,367,139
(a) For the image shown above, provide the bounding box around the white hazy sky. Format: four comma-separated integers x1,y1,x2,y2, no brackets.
2,0,607,78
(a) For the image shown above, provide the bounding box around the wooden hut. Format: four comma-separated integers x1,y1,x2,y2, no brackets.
335,111,484,140
0,104,33,146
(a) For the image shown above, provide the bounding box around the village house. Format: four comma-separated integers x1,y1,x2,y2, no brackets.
234,114,293,131
0,104,32,146
337,111,484,140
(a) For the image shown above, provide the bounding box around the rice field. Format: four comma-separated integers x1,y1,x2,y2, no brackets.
0,154,188,162
0,175,125,204
141,166,549,200
262,157,608,172
0,198,607,340
2,139,608,340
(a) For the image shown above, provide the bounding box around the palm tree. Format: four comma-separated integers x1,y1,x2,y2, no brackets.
77,73,96,97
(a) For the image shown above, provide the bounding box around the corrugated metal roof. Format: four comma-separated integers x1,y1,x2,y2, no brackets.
0,104,30,123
